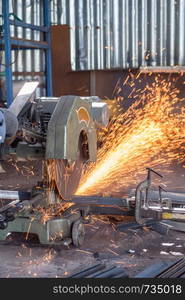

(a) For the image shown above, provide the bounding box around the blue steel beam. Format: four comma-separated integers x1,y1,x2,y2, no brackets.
9,20,49,32
2,0,13,106
43,0,53,96
0,38,49,49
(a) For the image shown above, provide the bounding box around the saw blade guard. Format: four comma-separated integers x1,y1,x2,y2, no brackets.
45,95,109,200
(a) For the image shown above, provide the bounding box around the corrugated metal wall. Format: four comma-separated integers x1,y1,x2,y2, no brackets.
0,0,185,74
51,0,185,70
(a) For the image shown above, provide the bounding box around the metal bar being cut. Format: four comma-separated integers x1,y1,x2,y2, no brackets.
72,195,129,207
129,189,185,204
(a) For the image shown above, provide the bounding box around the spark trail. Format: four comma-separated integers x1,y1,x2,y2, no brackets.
76,76,185,196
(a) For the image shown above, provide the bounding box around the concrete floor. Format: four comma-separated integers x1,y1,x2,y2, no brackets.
0,159,184,278
0,220,184,278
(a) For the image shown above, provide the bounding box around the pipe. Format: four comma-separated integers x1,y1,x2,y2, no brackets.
158,259,185,278
130,189,185,204
117,220,155,231
135,261,179,278
112,271,129,278
70,264,106,278
94,267,128,278
148,206,185,213
0,190,31,200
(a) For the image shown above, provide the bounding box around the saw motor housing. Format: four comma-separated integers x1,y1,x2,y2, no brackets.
1,95,108,162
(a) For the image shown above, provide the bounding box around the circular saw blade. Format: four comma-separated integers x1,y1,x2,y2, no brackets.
53,138,86,200
54,158,83,200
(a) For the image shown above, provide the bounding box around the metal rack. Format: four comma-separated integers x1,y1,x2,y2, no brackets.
0,0,52,107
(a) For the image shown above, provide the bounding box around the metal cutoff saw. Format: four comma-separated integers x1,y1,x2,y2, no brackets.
0,82,109,246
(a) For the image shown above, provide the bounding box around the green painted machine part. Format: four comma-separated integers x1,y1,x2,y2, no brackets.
0,209,84,246
0,93,109,246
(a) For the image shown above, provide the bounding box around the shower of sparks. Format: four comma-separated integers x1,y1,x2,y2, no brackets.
23,249,55,267
37,202,73,224
76,75,185,196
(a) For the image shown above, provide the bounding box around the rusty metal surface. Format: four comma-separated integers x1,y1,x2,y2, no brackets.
51,25,90,97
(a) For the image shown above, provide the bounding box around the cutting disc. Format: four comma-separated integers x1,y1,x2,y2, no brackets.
53,138,86,200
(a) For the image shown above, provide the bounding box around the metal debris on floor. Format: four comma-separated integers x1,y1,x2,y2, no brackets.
69,263,128,278
135,258,185,278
